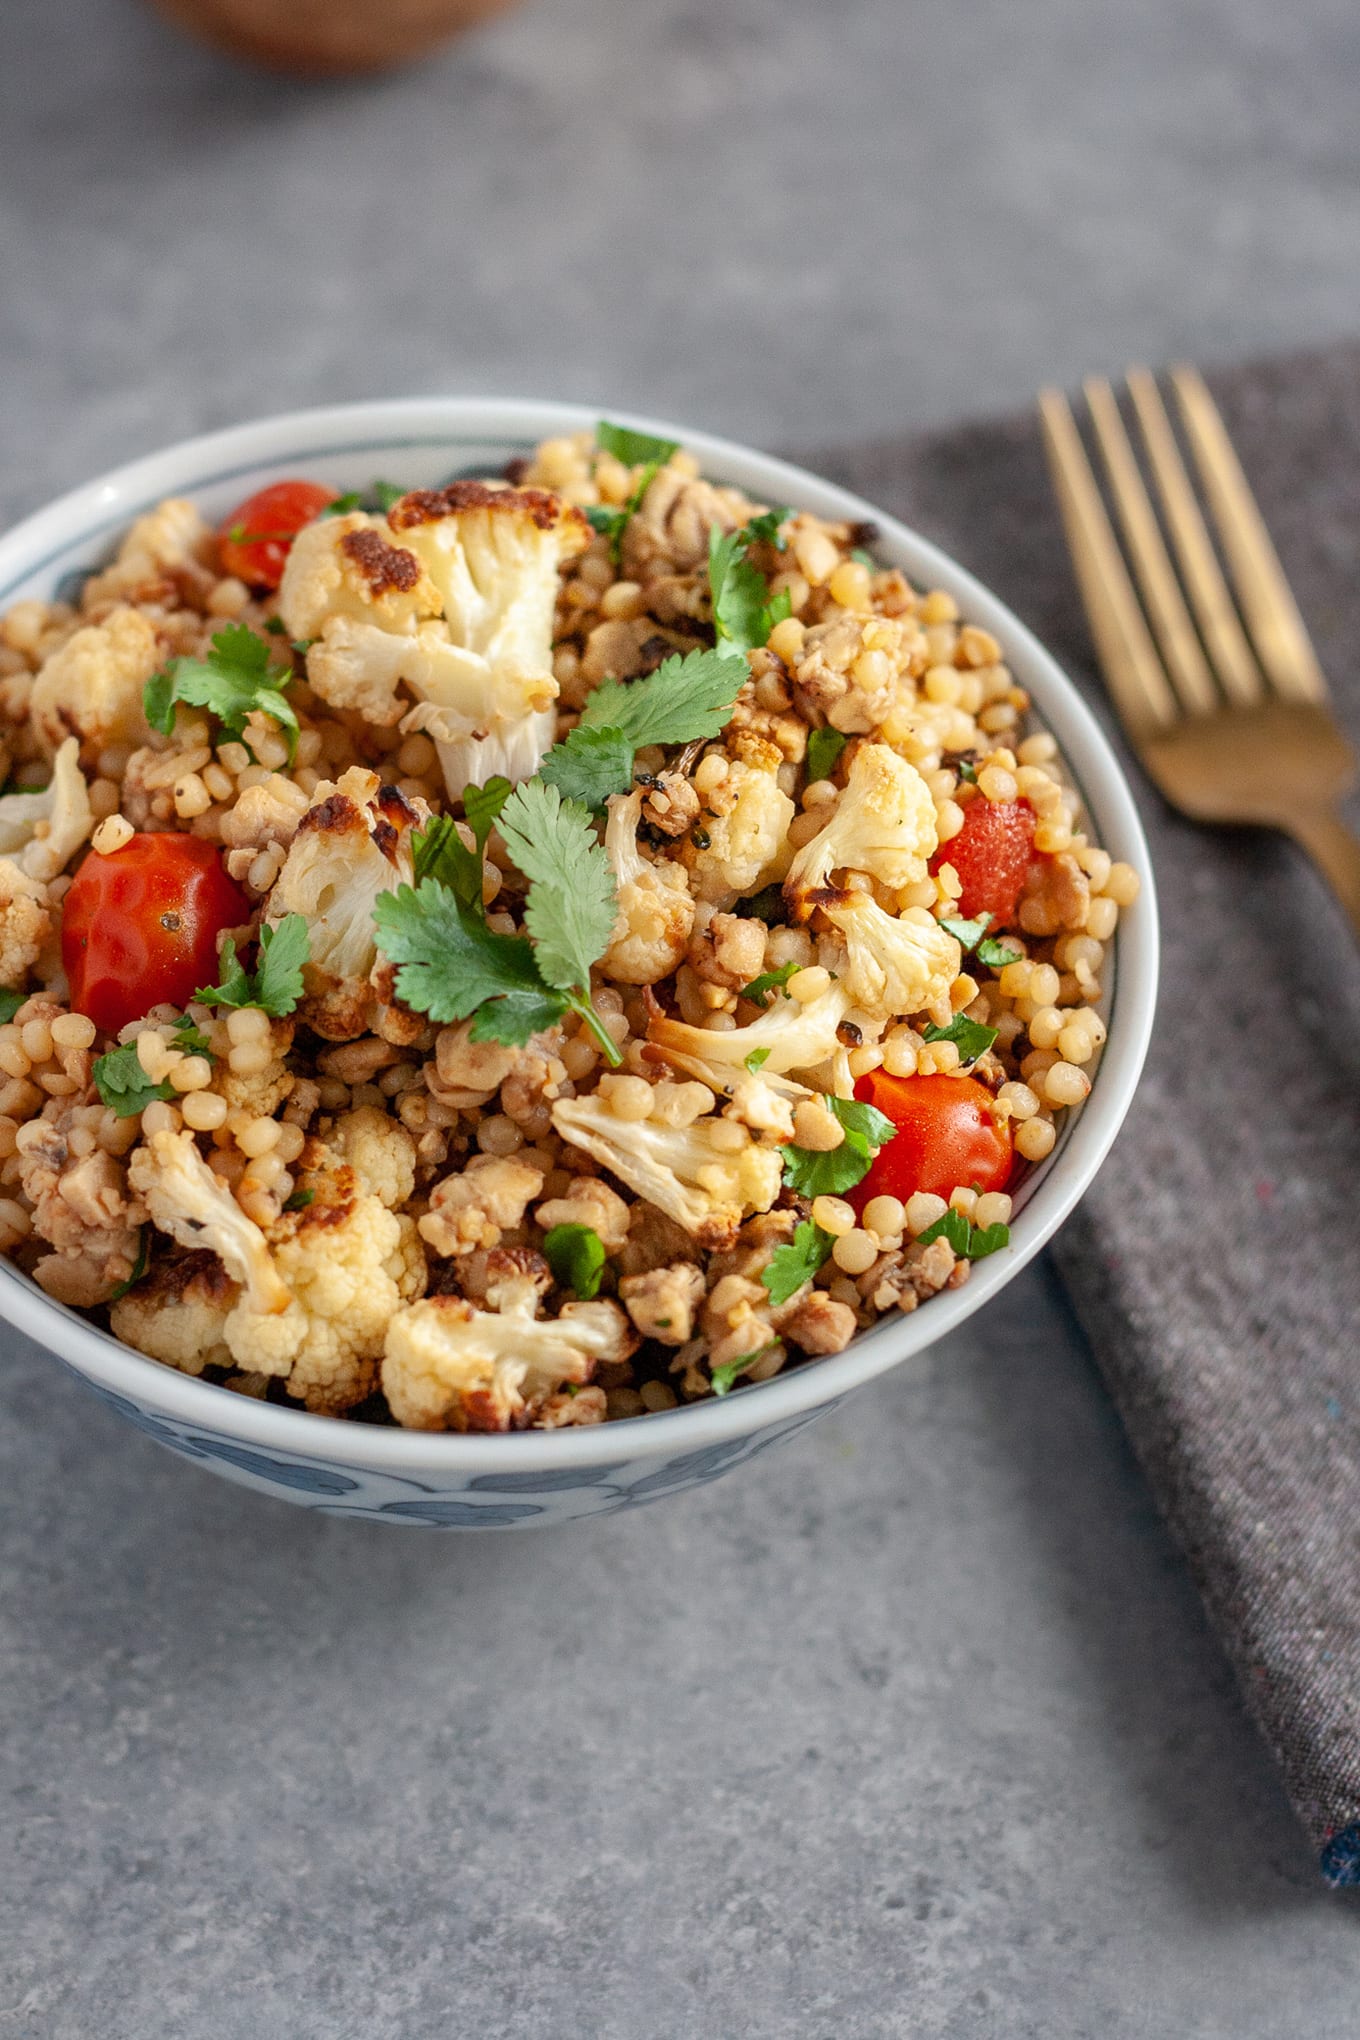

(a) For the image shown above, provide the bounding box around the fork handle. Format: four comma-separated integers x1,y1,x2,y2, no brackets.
1284,808,1360,941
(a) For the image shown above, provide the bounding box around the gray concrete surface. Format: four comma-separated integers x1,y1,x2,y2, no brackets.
3,0,1359,2033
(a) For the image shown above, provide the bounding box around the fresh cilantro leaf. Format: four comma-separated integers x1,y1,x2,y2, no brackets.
368,481,407,512
917,1208,1010,1260
740,507,792,551
284,1188,315,1213
740,961,798,1007
575,646,749,751
976,935,1023,968
320,491,363,517
744,1047,771,1073
850,548,877,572
412,815,481,905
144,625,299,764
463,776,513,851
542,1223,606,1300
539,725,636,810
922,1013,998,1062
585,503,629,547
780,1092,896,1198
596,420,680,468
938,910,1022,969
108,1228,149,1302
263,616,287,635
170,1016,213,1058
0,989,24,1024
956,759,979,785
196,914,309,1017
710,1341,782,1397
373,882,568,1044
733,882,786,923
496,780,617,999
709,525,775,655
761,1222,834,1307
805,728,848,784
93,1043,174,1119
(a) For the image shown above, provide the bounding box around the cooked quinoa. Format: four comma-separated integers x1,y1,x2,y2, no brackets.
0,426,1139,1430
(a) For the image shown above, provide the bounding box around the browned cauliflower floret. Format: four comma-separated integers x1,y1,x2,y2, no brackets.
649,975,850,1081
619,1261,704,1346
16,1107,145,1305
382,1254,635,1433
429,1022,522,1107
821,893,961,1021
209,1017,295,1119
0,859,51,989
783,742,938,916
535,1173,631,1253
0,739,94,882
685,906,767,992
690,752,795,906
600,790,694,985
639,767,701,838
81,499,216,609
791,613,920,735
110,1251,238,1376
130,1128,288,1314
551,1092,781,1250
327,1105,416,1210
221,1149,426,1415
220,773,312,883
620,466,751,579
27,607,160,765
264,768,428,1041
537,1386,608,1427
773,1288,859,1354
418,1152,544,1257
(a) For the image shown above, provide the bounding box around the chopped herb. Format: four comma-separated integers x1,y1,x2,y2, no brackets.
284,1188,315,1213
412,780,511,915
739,961,799,1007
0,989,24,1024
939,909,1022,970
196,915,309,1018
733,882,786,923
263,616,286,635
710,1341,782,1397
144,624,300,765
922,1013,998,1062
108,1229,149,1303
917,1208,1011,1260
805,727,848,784
780,1092,896,1200
740,506,792,551
956,759,979,785
585,502,629,549
320,491,363,518
542,1223,606,1300
744,1047,771,1073
708,522,790,655
761,1222,834,1306
850,548,877,572
540,647,748,810
369,481,407,513
596,420,681,468
93,1043,174,1119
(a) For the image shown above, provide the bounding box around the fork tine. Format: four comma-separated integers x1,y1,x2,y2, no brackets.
1038,387,1177,738
1083,377,1218,717
1125,367,1263,707
1170,363,1328,704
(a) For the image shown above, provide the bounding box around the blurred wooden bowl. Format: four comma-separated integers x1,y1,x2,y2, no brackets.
148,0,518,75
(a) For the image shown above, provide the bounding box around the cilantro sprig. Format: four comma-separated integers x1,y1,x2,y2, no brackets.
938,910,1022,970
412,777,512,909
708,512,793,655
144,626,300,764
543,1223,606,1300
710,1341,782,1397
917,1208,1010,1261
805,728,847,784
375,784,624,1064
922,1013,998,1064
319,480,408,518
108,1228,149,1302
780,1094,897,1201
596,421,680,468
739,961,799,1008
0,989,24,1025
761,1222,834,1307
539,647,748,810
93,1016,213,1120
195,916,309,1018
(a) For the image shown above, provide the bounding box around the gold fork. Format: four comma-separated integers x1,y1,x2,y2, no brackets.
1039,364,1360,939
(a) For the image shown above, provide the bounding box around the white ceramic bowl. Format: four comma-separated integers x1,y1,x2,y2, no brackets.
0,400,1158,1527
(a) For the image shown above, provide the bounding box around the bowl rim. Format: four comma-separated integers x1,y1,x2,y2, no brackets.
0,396,1159,1470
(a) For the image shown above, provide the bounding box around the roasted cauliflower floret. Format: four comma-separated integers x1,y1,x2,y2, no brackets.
783,742,938,916
327,1105,417,1210
110,1251,238,1377
821,893,961,1020
418,1152,544,1257
386,482,589,798
17,1107,144,1304
619,465,750,578
0,859,51,988
551,1093,782,1250
690,753,795,905
129,1128,290,1315
264,766,428,1041
27,607,160,765
535,1173,631,1254
220,773,312,876
791,613,918,734
81,499,215,608
0,738,94,882
648,976,850,1081
221,1151,425,1415
599,790,694,985
382,1273,634,1433
618,1260,704,1346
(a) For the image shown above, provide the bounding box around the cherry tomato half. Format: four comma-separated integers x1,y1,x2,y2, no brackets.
217,478,338,591
63,834,250,1035
931,796,1037,925
851,1069,1014,1208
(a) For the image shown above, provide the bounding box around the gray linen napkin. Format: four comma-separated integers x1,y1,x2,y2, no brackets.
813,342,1360,1883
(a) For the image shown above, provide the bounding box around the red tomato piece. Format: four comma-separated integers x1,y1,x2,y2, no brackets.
932,796,1037,925
63,834,250,1035
217,478,338,591
851,1069,1014,1208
